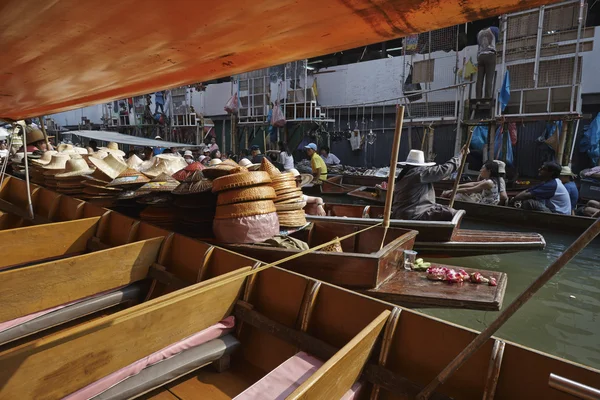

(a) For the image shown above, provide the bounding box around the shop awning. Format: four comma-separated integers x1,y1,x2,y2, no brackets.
67,130,203,148
0,0,552,120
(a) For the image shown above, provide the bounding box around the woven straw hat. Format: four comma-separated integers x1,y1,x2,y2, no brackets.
55,158,95,178
91,150,109,159
144,156,188,178
25,126,46,144
31,150,58,166
172,161,205,182
275,200,307,212
212,171,271,193
238,158,259,170
320,237,343,253
275,186,302,196
274,189,303,203
275,195,306,204
259,157,282,178
184,170,205,183
82,176,112,186
277,210,307,228
83,183,122,195
100,142,126,157
126,154,144,170
42,154,70,170
272,180,297,192
215,200,276,219
203,164,237,180
108,168,151,186
209,158,222,166
217,186,276,205
74,147,89,155
89,153,128,180
299,174,314,187
173,178,213,195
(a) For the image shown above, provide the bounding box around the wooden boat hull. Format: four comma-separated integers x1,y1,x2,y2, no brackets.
0,175,598,399
319,204,546,257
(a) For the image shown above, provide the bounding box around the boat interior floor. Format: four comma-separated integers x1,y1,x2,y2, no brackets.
144,360,264,400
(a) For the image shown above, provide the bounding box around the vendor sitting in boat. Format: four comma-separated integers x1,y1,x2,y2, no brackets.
305,143,328,182
392,147,467,221
440,160,500,205
509,161,571,215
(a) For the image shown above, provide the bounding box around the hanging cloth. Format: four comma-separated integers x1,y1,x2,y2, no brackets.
580,113,600,164
499,70,511,113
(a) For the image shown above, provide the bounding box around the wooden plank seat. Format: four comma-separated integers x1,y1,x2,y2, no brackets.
0,282,146,346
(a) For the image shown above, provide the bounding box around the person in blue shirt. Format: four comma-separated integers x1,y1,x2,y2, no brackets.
559,166,578,214
154,91,165,114
510,161,571,215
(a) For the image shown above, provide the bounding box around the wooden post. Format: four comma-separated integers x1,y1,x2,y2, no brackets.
488,121,496,160
417,216,600,400
379,106,404,250
448,125,473,209
263,127,267,154
563,120,575,166
557,119,569,165
38,116,51,148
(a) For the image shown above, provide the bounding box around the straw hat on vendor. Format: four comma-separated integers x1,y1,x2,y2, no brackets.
399,150,436,167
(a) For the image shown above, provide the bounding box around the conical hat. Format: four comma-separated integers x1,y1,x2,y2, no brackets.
126,154,144,170
108,168,151,187
299,174,313,187
136,172,179,193
31,150,58,166
55,158,95,178
172,161,205,182
42,154,71,170
260,157,282,177
88,153,128,180
184,170,205,183
143,156,188,178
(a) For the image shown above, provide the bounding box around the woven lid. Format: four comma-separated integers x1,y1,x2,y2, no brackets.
215,199,276,219
221,159,239,167
217,185,276,205
270,171,296,183
275,200,307,212
274,189,303,203
275,186,303,196
41,154,70,170
259,157,282,178
55,158,95,178
277,209,307,228
88,153,128,180
173,178,213,195
202,164,236,180
136,172,179,193
271,180,297,192
108,168,151,186
208,158,222,166
212,171,271,193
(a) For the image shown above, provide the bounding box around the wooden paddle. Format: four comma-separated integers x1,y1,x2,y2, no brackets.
417,215,600,399
380,106,404,250
448,125,473,208
38,115,51,148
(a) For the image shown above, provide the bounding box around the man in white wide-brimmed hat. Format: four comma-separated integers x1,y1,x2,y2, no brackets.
392,147,467,221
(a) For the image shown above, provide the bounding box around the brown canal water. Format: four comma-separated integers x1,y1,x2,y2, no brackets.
320,195,600,370
421,220,600,370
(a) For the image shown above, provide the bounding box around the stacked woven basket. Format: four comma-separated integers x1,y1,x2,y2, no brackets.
172,170,216,238
260,159,307,228
212,167,279,243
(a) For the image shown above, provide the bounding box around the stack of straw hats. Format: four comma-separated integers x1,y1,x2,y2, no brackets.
134,172,179,199
173,170,217,238
202,159,238,179
41,154,71,189
137,174,180,229
82,154,128,203
107,168,149,199
172,161,205,182
126,154,144,171
99,142,126,158
212,169,279,243
262,159,307,228
54,157,95,195
142,154,187,178
30,151,58,184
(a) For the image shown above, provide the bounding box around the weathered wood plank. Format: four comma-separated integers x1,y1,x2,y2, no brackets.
287,310,390,399
0,217,100,270
0,237,163,323
0,268,249,399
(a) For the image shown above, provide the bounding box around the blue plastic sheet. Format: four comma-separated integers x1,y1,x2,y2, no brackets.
494,125,513,164
470,126,488,151
580,113,600,164
499,71,510,113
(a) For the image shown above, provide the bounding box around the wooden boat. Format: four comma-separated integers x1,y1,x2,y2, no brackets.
221,220,506,310
307,203,546,257
1,182,599,400
0,175,507,311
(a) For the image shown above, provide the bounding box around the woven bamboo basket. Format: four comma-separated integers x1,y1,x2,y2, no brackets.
270,172,295,183
215,200,276,219
277,209,307,227
212,171,271,193
275,200,307,212
259,157,282,178
274,190,303,203
275,186,302,196
203,165,237,180
320,237,343,253
217,185,276,205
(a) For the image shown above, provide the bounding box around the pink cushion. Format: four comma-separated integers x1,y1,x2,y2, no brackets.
65,316,235,400
234,352,363,400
